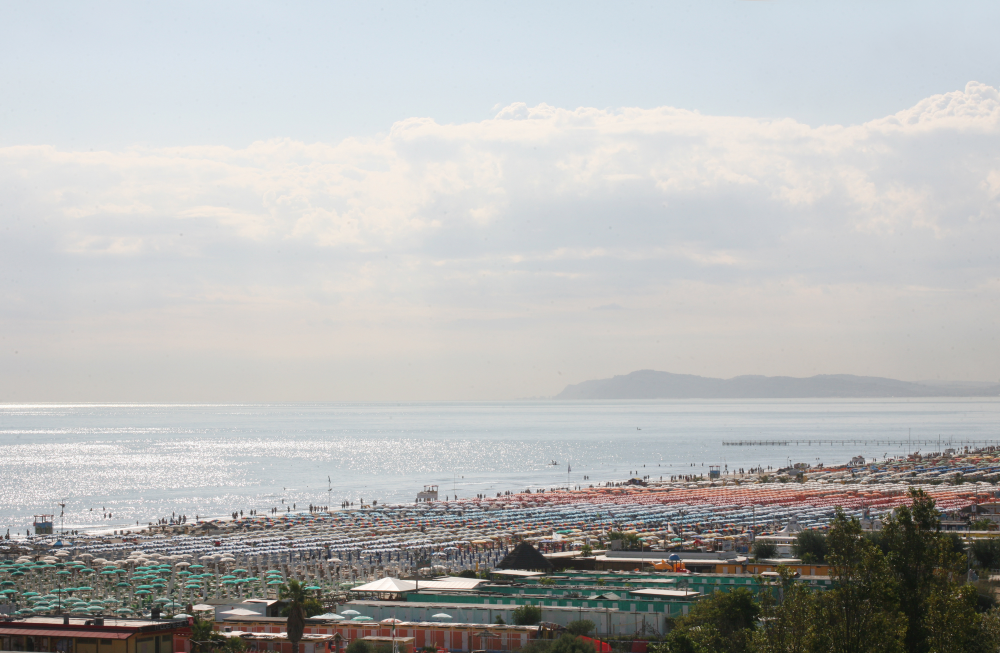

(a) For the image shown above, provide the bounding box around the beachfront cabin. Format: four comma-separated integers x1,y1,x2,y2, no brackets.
0,616,191,653
592,550,739,574
215,614,533,653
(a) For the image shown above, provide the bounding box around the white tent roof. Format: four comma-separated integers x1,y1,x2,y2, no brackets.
350,576,484,593
220,608,263,616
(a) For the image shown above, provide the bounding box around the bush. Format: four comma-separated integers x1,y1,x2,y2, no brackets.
972,538,1000,570
751,540,777,560
565,620,595,636
457,569,478,578
512,604,542,625
346,640,372,653
792,530,827,563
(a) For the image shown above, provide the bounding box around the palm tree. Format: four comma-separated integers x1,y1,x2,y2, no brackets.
280,580,307,653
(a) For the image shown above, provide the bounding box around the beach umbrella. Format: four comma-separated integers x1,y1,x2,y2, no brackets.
431,613,452,621
351,615,372,621
341,609,360,616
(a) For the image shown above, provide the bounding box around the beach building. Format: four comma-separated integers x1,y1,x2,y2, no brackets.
213,615,535,653
0,616,191,653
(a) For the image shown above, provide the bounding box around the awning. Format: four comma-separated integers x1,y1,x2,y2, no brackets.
0,629,133,639
627,588,700,598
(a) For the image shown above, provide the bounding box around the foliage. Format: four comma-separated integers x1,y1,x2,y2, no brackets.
606,531,644,551
190,618,214,653
565,620,595,636
595,578,607,586
549,634,597,653
495,615,506,625
879,489,967,653
190,618,247,653
667,587,759,653
639,496,1000,653
751,540,777,560
539,577,557,585
810,508,906,653
580,544,593,556
281,598,323,617
972,538,1000,571
512,604,543,625
751,565,818,653
972,518,997,531
346,640,372,653
517,635,597,653
792,530,827,564
458,569,478,578
279,579,308,647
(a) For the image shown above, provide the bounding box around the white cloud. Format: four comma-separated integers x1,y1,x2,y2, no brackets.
1,83,999,399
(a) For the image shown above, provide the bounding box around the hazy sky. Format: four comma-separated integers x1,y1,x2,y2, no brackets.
2,2,999,401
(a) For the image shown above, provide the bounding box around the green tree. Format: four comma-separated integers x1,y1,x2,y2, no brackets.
580,544,593,556
190,618,215,653
810,508,906,653
668,587,759,653
751,566,818,653
457,569,478,578
792,530,827,564
751,540,777,560
565,620,595,636
280,579,308,653
190,618,247,653
879,489,964,653
346,640,372,653
606,531,644,551
549,634,597,653
972,538,1000,571
512,604,543,625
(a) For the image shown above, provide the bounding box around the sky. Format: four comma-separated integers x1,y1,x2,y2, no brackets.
1,1,999,401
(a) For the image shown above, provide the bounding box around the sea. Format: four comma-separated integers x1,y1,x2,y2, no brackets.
0,399,998,534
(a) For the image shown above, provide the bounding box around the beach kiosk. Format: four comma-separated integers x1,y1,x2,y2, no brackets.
34,514,54,535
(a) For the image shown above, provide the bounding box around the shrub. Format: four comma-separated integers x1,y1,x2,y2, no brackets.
512,604,542,625
346,641,372,653
566,620,595,636
751,540,777,560
793,530,827,563
972,538,1000,570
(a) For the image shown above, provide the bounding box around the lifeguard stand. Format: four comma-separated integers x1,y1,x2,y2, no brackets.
415,485,438,502
709,465,721,480
34,514,54,535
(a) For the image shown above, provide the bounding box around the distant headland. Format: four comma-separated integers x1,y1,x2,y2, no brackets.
554,370,1000,400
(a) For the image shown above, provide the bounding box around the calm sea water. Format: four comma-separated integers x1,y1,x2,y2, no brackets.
0,399,997,534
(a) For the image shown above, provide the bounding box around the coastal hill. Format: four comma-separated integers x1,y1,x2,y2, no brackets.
554,370,1000,400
